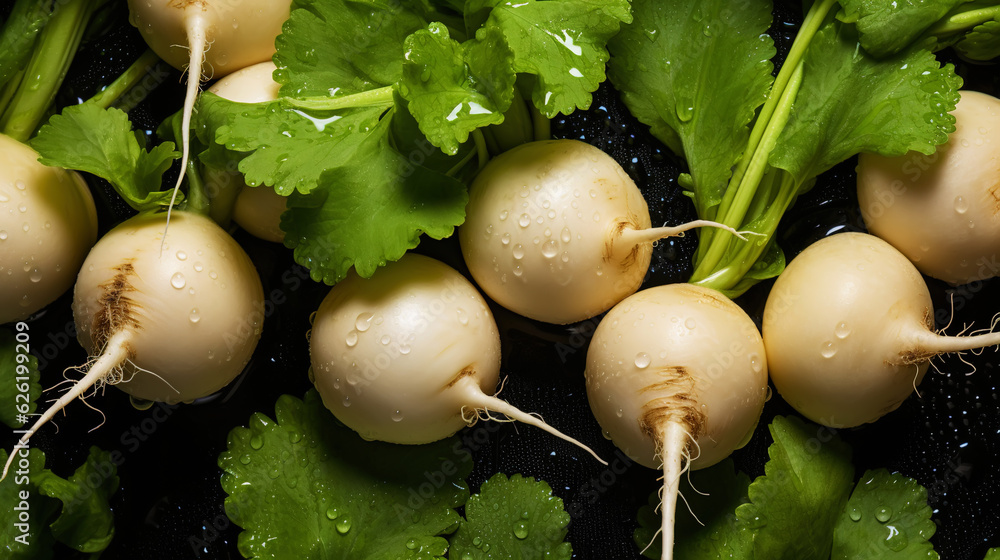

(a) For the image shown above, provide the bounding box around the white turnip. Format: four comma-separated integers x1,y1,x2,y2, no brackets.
460,139,743,324
764,232,1000,428
857,90,1000,285
585,284,768,560
0,133,97,323
2,211,264,478
310,253,605,463
204,61,287,242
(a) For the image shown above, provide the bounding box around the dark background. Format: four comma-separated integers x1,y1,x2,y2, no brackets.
3,1,1000,559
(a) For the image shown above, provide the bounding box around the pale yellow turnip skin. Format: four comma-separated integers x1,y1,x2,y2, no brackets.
127,0,289,79
0,134,97,323
73,211,265,403
763,232,934,428
585,284,768,470
310,253,501,444
460,139,652,324
858,90,1000,285
206,61,287,243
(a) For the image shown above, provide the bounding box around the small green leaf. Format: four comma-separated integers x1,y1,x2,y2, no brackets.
836,0,965,57
0,449,57,560
450,473,572,560
485,0,632,118
400,22,515,155
30,103,179,211
219,390,472,560
832,470,938,560
953,17,1000,61
0,329,40,429
35,447,119,552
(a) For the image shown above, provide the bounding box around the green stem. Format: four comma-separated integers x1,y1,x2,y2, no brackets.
530,102,550,141
926,5,1000,36
87,49,160,109
445,144,478,177
473,128,489,170
183,159,211,216
697,0,837,255
0,0,105,142
488,96,534,153
281,86,396,111
691,61,804,282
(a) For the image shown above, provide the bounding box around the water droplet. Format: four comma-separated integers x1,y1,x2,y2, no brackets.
209,270,218,280
518,213,531,227
684,318,696,330
290,431,302,443
592,211,601,222
399,344,411,355
380,335,390,345
326,507,340,520
336,517,352,534
0,231,6,241
170,272,186,289
405,539,417,550
849,507,862,521
541,240,558,258
821,340,837,358
346,330,358,347
129,396,154,410
501,233,511,245
176,250,187,261
634,352,651,369
615,407,624,418
885,526,908,551
193,262,204,272
835,322,851,339
456,308,469,325
954,195,968,214
342,396,352,407
21,223,28,232
15,181,25,190
17,203,26,213
512,264,523,277
676,103,694,122
0,192,7,202
499,210,508,221
28,269,41,283
745,515,766,529
189,308,201,323
392,410,404,422
355,312,375,332
513,522,528,539
473,537,482,547
875,506,892,523
249,435,263,450
512,244,525,259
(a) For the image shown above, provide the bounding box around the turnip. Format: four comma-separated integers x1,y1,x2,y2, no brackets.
0,133,97,324
857,90,1000,285
2,211,264,479
459,139,744,324
584,283,768,560
309,252,605,463
763,231,1000,429
125,0,291,212
203,61,287,242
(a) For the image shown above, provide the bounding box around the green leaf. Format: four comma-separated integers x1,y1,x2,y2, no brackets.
203,94,389,196
30,103,179,211
0,449,57,560
770,21,962,184
34,447,118,552
832,470,938,560
634,459,752,559
220,390,471,560
485,0,632,118
836,0,965,57
400,22,515,155
735,415,855,560
0,329,40,429
274,0,429,97
450,473,572,559
953,16,1000,61
0,447,118,558
280,115,468,283
608,0,776,218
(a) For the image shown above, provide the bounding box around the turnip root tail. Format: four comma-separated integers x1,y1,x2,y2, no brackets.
1,330,132,481
461,378,607,465
618,220,750,248
162,14,207,251
657,421,689,560
909,327,1000,360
